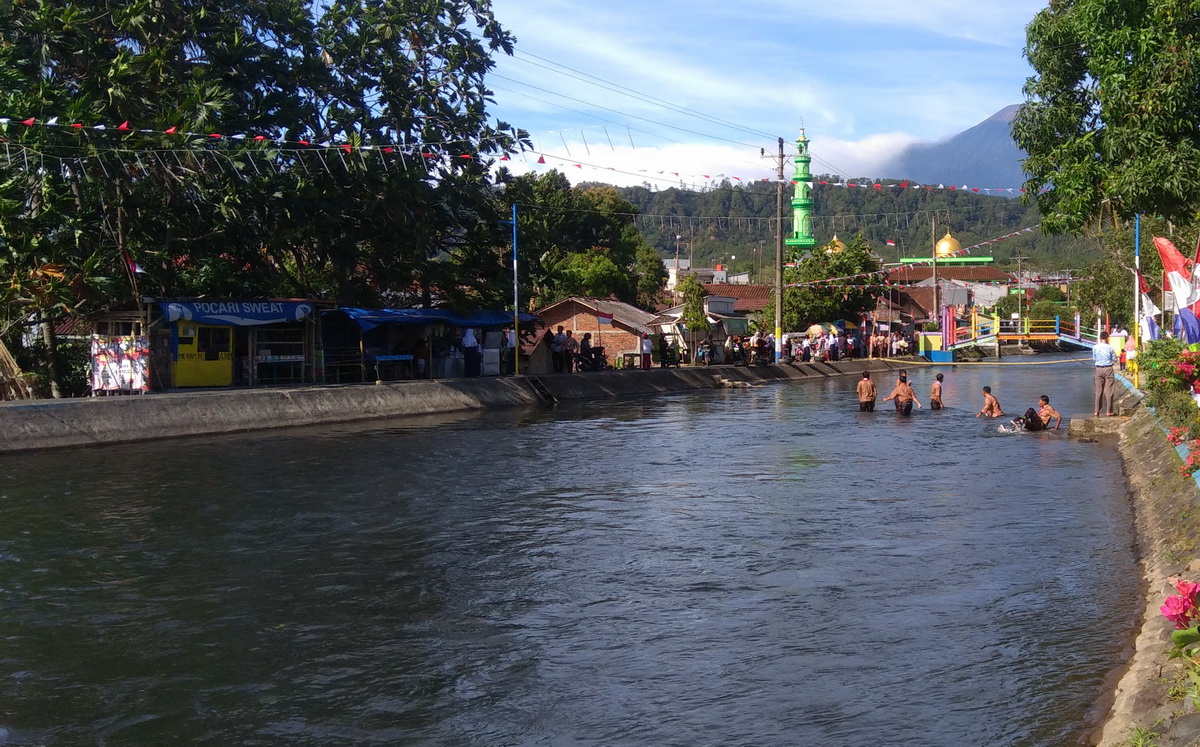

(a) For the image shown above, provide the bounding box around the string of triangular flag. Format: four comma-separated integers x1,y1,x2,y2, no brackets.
786,226,1040,289
1,115,1046,194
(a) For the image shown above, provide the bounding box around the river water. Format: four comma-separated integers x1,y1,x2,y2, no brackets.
0,358,1139,746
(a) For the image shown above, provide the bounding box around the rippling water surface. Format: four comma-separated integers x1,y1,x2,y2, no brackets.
0,358,1139,745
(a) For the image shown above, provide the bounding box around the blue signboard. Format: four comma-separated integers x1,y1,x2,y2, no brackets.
160,300,315,327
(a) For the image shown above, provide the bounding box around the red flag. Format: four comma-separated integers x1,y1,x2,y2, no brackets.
163,127,177,134
1138,272,1150,294
117,121,130,131
20,117,35,126
1192,238,1200,316
1155,236,1199,308
900,180,908,189
122,249,146,275
536,155,546,164
597,311,613,325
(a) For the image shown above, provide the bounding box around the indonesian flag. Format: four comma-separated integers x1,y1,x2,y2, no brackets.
123,248,146,275
1155,237,1200,309
885,240,896,246
597,311,613,325
1138,272,1161,316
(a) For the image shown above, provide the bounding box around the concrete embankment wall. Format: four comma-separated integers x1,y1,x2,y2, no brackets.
1097,386,1200,745
0,359,910,454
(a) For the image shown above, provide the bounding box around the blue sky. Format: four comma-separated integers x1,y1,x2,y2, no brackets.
485,0,1048,188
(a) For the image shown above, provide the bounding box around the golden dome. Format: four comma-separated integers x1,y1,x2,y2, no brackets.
935,231,961,258
825,234,847,254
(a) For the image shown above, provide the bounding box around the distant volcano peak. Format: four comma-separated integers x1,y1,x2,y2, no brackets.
988,104,1021,124
878,105,1027,190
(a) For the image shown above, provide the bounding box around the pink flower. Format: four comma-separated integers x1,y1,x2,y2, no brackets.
1162,594,1194,629
1177,580,1200,607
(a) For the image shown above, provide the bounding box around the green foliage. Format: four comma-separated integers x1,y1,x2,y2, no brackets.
761,235,880,332
1140,340,1200,442
678,274,709,331
1015,1,1200,233
1124,726,1159,747
0,0,531,390
609,179,1099,273
500,170,663,308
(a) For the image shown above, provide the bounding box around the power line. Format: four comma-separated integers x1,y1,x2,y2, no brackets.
507,49,780,142
489,73,769,150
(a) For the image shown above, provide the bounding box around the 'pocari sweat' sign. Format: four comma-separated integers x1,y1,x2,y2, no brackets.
160,301,314,327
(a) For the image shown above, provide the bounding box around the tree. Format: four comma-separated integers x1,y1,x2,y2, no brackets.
677,273,709,364
500,169,663,308
0,0,526,388
1014,1,1200,234
762,235,881,332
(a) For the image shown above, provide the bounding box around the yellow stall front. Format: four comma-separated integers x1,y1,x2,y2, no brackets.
172,322,234,387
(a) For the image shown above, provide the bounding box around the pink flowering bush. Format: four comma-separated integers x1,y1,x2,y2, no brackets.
1163,579,1200,629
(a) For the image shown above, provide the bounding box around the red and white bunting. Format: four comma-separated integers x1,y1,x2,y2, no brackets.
0,115,1047,194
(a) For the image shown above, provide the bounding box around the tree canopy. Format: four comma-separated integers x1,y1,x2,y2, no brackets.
1013,0,1200,234
761,235,881,332
0,0,527,328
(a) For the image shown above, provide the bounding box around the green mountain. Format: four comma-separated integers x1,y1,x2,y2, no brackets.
585,179,1098,279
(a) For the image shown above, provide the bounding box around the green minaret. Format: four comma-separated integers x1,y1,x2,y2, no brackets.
784,130,817,259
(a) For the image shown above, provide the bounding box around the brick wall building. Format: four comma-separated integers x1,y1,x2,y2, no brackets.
535,297,657,368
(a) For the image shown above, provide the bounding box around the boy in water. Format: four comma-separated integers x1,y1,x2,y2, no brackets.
975,386,1004,418
930,373,944,410
884,371,922,416
1036,395,1062,430
856,371,877,412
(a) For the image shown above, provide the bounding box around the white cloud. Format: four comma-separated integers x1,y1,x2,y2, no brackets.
485,0,1042,188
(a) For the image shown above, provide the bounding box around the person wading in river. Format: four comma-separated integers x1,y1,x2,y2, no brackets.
856,371,877,412
883,372,921,416
930,373,944,410
976,386,1004,418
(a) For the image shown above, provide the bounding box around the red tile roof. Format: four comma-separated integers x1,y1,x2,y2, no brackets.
702,283,771,312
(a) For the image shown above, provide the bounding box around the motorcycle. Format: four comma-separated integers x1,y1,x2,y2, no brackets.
573,347,610,372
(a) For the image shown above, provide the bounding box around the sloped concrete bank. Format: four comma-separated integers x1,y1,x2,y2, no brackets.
0,358,910,454
1096,389,1200,746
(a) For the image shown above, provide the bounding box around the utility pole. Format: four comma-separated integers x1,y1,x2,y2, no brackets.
931,217,939,333
674,233,682,304
1014,255,1029,320
775,136,784,362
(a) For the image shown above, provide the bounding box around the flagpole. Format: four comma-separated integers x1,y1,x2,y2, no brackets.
1134,214,1140,388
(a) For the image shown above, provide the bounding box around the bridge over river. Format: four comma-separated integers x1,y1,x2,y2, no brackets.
940,309,1112,354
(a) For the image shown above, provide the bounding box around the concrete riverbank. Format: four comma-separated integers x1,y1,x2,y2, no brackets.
1095,384,1200,746
0,358,911,454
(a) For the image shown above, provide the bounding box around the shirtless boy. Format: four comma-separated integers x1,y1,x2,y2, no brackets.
1037,395,1062,430
975,386,1004,418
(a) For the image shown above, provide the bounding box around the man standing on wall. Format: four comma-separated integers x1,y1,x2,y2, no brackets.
551,326,566,374
1092,331,1117,417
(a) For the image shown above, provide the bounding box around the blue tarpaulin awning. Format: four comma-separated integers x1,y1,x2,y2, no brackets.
329,308,539,332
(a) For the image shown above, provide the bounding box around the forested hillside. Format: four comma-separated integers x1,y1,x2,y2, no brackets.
593,178,1101,279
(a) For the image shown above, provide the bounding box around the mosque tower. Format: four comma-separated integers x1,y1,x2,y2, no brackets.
784,129,817,258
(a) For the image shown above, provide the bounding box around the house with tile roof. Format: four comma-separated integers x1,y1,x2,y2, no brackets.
534,297,659,368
